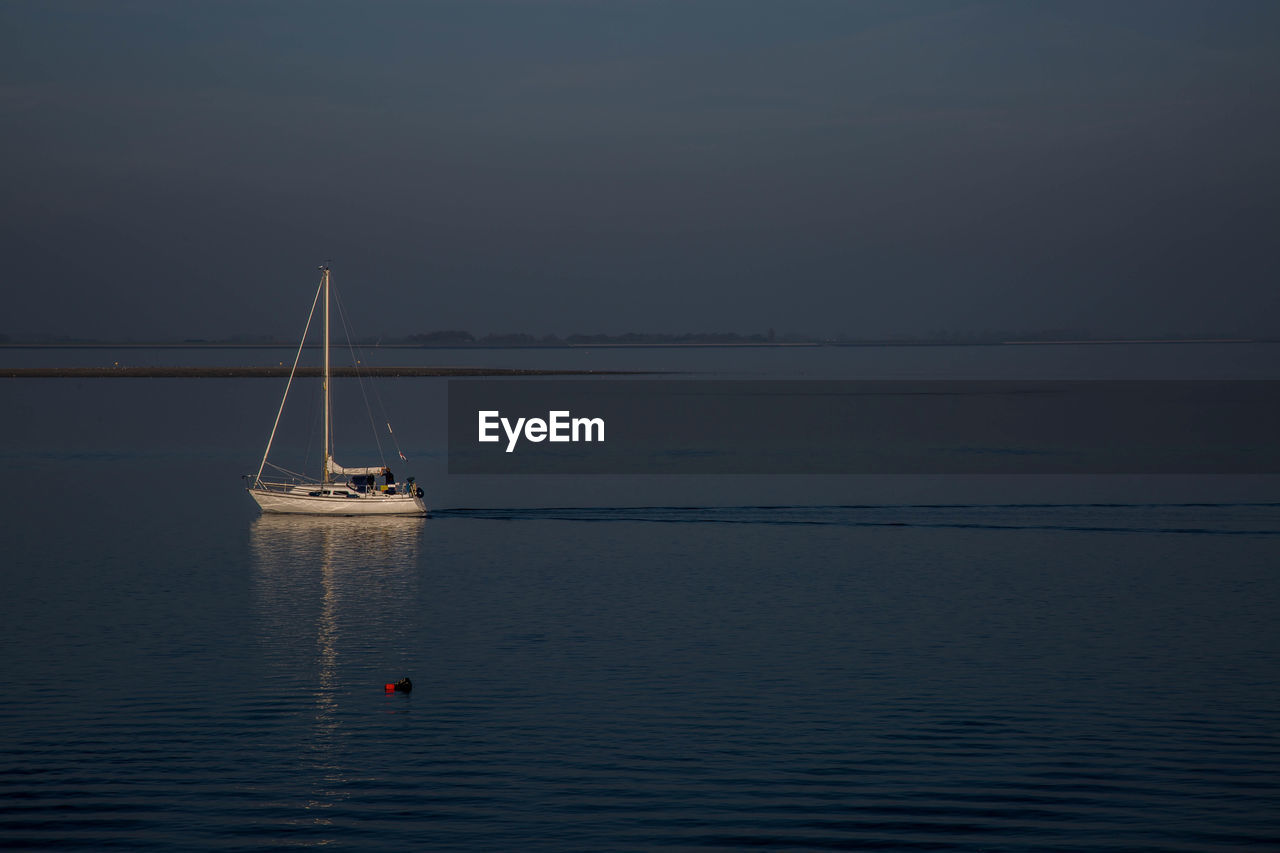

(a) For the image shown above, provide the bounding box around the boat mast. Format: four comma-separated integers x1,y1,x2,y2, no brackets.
322,265,331,485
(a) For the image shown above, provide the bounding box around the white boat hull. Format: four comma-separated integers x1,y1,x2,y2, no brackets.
248,487,427,517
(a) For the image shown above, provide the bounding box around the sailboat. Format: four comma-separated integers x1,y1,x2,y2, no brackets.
246,266,427,516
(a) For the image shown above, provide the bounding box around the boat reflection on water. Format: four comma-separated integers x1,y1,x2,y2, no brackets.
248,515,424,831
249,514,425,723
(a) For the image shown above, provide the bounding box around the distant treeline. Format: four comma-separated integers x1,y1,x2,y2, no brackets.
400,329,1265,345
404,330,781,346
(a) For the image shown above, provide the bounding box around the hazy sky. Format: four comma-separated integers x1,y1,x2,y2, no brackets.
3,1,1278,339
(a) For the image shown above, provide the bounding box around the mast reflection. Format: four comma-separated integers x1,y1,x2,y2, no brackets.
249,515,424,830
250,514,425,721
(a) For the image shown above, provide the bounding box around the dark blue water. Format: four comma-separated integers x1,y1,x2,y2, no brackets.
2,346,1279,849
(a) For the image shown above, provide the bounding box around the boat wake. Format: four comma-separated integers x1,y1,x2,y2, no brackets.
430,502,1280,536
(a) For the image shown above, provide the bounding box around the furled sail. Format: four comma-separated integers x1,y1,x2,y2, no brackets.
326,459,388,477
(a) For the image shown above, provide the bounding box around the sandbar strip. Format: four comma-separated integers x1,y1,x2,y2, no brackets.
4,366,650,378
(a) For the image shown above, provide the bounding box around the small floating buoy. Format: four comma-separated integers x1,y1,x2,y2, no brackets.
384,677,412,693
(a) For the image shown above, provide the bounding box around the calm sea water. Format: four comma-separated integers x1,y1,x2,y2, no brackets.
2,344,1279,850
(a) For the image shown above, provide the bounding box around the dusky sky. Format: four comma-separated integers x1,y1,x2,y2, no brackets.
2,1,1278,341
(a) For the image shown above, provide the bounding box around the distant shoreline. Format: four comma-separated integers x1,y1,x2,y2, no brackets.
3,366,650,379
0,338,1263,350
